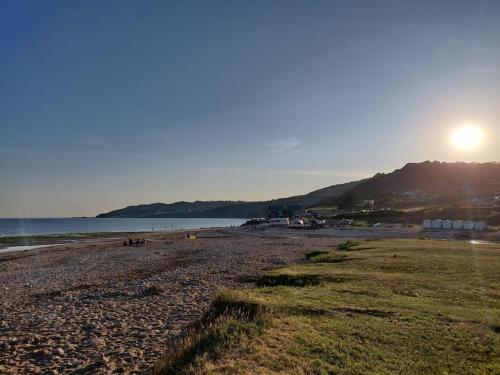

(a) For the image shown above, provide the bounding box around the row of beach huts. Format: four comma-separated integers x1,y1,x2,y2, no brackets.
422,219,487,231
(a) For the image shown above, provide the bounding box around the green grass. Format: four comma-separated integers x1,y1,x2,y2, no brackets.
306,205,339,212
154,239,500,374
305,250,329,259
153,292,269,374
337,240,361,251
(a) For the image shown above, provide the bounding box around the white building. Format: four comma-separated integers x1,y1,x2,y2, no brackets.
474,221,487,231
422,219,432,229
442,220,453,230
361,199,375,207
423,218,488,231
432,219,443,229
452,220,464,230
463,220,474,230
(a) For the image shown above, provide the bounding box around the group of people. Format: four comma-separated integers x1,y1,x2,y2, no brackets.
123,238,147,246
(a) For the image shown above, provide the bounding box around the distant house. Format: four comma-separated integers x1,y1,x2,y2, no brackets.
360,199,375,208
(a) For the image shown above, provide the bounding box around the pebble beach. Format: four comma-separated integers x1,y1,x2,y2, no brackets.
0,228,345,374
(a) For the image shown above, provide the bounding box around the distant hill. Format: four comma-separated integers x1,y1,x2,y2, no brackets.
97,162,500,218
97,180,362,218
329,161,500,209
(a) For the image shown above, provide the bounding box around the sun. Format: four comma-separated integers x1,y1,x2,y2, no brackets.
451,125,483,151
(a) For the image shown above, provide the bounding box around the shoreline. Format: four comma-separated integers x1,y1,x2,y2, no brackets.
2,224,500,254
0,227,221,253
0,217,247,240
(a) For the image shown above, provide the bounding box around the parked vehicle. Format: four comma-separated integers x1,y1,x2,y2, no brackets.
310,219,326,228
269,217,290,226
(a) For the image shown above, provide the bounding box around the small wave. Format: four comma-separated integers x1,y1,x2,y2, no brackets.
0,244,63,254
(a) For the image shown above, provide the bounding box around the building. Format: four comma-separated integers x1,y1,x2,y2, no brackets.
463,220,474,230
442,220,453,229
360,199,375,208
431,219,442,229
452,220,464,230
423,218,488,231
474,221,487,231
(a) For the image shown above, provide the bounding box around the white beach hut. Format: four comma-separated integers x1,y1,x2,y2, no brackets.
452,220,464,230
463,220,474,230
474,221,487,231
442,220,453,230
422,219,432,229
431,219,442,229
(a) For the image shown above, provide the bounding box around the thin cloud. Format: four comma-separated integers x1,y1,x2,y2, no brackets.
479,66,499,74
267,137,300,152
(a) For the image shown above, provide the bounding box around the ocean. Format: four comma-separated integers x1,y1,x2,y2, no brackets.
0,217,247,237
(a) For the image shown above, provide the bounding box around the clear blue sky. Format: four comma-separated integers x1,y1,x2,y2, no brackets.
1,0,499,217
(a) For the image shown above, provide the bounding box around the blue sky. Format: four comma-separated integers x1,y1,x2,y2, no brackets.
1,0,499,217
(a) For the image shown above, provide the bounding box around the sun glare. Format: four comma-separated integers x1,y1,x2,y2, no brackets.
451,125,483,151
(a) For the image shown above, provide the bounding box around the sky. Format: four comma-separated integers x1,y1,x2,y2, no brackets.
1,0,500,218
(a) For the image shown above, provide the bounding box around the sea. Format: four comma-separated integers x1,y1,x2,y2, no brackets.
0,217,247,237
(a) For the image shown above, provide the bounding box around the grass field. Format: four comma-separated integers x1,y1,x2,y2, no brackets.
155,239,500,374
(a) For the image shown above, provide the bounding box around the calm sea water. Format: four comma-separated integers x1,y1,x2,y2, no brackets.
0,218,247,237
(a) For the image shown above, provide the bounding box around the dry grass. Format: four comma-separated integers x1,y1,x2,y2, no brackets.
153,239,500,374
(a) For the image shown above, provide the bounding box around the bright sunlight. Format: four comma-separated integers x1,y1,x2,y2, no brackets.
451,125,483,151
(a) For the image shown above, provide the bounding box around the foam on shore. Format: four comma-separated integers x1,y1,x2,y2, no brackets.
0,244,63,254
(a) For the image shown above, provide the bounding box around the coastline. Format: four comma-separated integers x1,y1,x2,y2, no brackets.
0,217,247,239
0,226,229,253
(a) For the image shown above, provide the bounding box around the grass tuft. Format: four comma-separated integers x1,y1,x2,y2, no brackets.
153,290,268,374
305,250,329,259
337,240,360,251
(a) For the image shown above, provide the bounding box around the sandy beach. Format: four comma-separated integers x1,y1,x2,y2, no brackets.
0,225,497,374
0,227,341,374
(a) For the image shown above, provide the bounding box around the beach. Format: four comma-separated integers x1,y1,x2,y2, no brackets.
0,227,326,374
0,225,497,374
